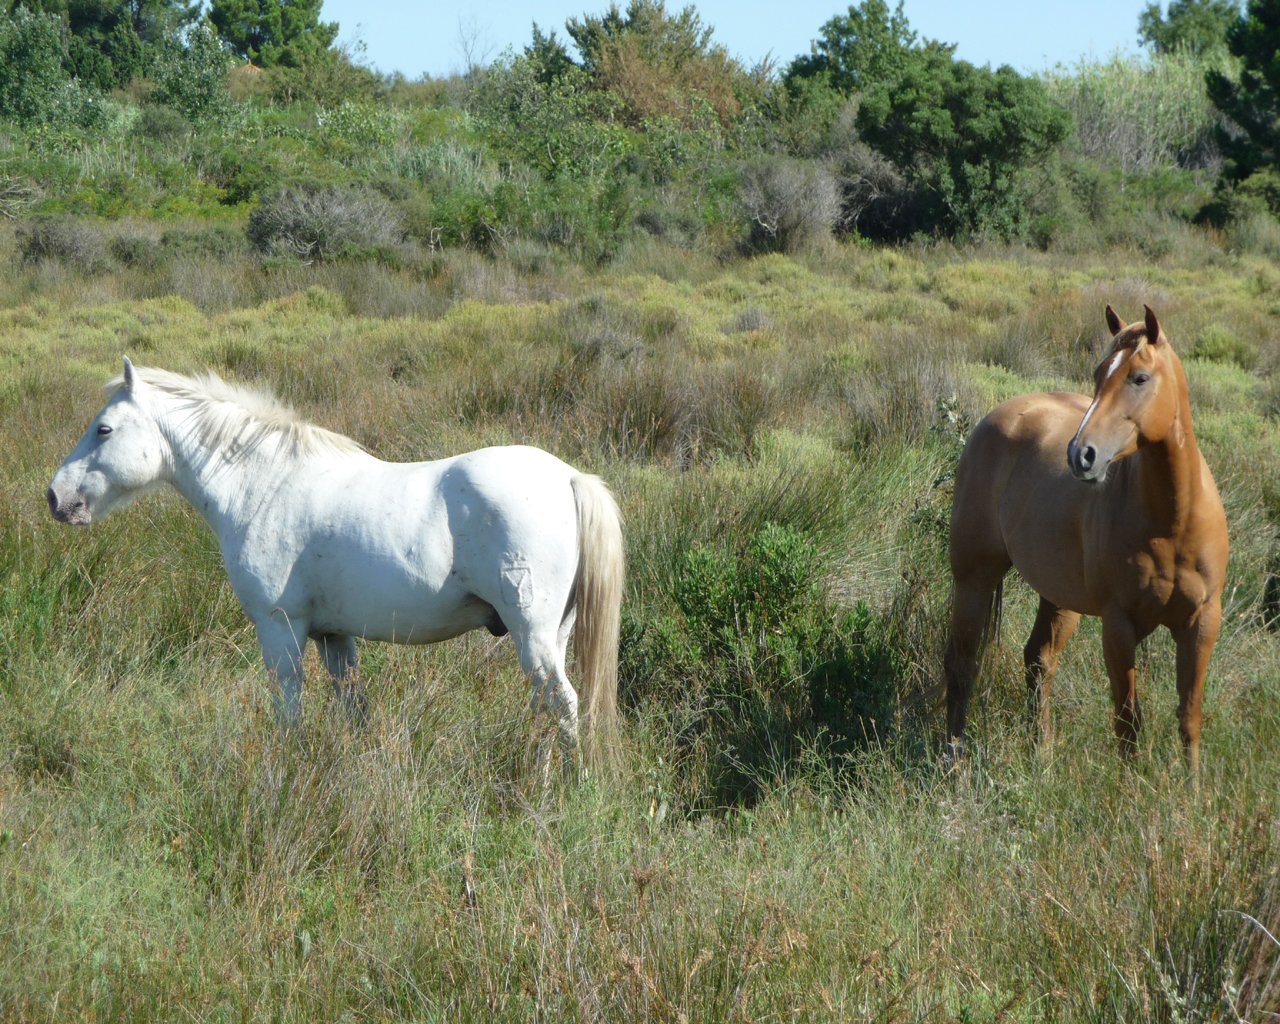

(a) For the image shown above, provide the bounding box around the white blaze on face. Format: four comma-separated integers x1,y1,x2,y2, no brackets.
1076,348,1127,437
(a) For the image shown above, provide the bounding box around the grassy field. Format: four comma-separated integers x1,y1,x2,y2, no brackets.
2,228,1279,1021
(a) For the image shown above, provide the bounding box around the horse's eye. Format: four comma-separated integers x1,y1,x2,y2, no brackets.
96,424,113,437
1130,373,1150,387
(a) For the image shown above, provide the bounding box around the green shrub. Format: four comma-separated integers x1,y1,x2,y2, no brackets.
0,7,105,135
134,103,191,145
620,523,903,807
316,100,403,160
857,50,1072,239
149,21,237,129
16,216,109,273
1189,323,1259,369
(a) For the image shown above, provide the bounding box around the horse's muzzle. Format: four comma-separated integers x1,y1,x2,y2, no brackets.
1067,439,1101,482
47,486,89,524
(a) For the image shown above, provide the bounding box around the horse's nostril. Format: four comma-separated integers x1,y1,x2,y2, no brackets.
46,487,58,514
1080,445,1096,470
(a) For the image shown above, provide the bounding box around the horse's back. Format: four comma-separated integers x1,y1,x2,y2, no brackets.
951,392,1094,605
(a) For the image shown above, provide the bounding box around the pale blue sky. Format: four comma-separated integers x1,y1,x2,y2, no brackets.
319,0,1154,80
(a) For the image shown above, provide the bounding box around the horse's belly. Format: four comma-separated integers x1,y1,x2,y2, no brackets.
1009,548,1101,617
310,581,492,643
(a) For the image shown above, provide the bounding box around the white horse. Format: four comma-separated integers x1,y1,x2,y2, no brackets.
48,358,624,767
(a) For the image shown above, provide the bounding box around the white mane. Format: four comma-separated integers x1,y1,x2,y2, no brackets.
110,366,364,458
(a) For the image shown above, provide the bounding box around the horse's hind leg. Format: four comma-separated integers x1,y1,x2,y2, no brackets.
513,623,580,783
944,564,1008,759
1023,598,1080,750
315,633,366,725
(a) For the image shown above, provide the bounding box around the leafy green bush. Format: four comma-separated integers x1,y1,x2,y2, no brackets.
161,224,248,259
1208,0,1280,187
150,21,237,128
0,7,105,135
1189,323,1259,369
473,53,632,180
316,100,403,160
109,233,164,269
621,523,903,807
857,50,1072,239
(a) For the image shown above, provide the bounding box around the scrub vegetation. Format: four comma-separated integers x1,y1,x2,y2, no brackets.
1,0,1279,1020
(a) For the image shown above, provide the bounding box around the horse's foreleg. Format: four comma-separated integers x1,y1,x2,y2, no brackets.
1102,615,1142,756
1173,600,1221,778
1023,599,1080,751
316,633,366,725
258,615,310,727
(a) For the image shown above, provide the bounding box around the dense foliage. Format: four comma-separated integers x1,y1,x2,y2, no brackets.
1207,0,1280,217
0,0,1270,253
1139,0,1240,55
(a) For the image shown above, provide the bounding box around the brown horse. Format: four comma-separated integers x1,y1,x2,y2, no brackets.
944,305,1228,771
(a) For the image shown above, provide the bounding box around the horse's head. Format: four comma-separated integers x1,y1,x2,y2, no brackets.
48,357,169,525
1067,305,1184,484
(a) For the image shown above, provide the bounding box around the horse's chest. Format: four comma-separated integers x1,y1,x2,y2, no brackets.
1128,548,1207,624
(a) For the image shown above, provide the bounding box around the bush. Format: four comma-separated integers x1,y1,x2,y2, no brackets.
109,233,163,269
149,21,237,129
1189,324,1259,369
16,217,108,273
247,184,404,262
0,8,104,134
134,103,191,145
316,100,403,159
857,49,1072,239
620,523,903,807
161,225,249,259
738,157,839,253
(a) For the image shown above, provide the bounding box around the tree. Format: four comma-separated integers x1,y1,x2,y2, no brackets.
207,0,337,68
150,19,235,125
13,0,198,87
856,46,1071,236
785,0,920,94
1207,0,1280,185
1138,0,1239,56
526,21,575,83
0,6,103,128
563,0,743,125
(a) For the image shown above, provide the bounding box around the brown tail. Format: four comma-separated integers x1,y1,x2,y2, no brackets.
570,473,624,764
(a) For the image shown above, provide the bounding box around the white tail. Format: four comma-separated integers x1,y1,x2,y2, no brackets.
570,473,624,762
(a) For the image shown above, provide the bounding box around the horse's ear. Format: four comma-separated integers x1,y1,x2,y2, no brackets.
1105,305,1126,335
122,356,136,391
1143,305,1164,345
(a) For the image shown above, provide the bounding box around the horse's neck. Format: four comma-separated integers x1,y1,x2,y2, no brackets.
1135,383,1202,538
161,414,295,539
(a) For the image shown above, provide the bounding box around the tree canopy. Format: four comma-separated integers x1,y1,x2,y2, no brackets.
1138,0,1239,56
1207,0,1280,185
207,0,336,67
